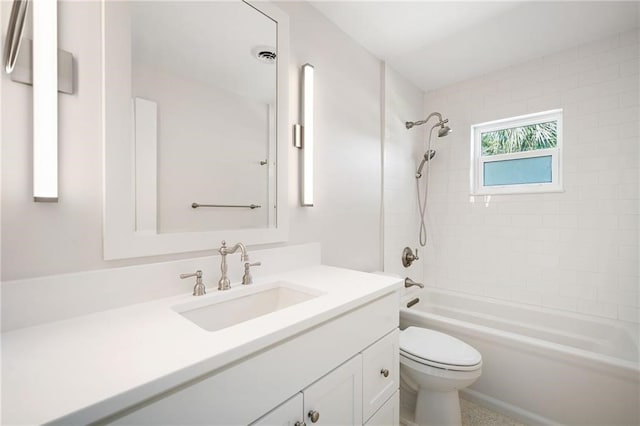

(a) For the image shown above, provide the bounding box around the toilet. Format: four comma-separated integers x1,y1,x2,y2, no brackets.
399,327,482,426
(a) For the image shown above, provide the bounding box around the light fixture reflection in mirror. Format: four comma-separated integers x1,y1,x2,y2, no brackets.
33,0,58,202
301,63,314,207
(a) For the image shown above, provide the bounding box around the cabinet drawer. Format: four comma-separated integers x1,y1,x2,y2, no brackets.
362,328,399,422
364,391,399,426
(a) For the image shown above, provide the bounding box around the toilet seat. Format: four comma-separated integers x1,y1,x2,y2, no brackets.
400,327,482,372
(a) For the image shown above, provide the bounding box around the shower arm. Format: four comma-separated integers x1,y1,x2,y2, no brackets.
406,112,445,129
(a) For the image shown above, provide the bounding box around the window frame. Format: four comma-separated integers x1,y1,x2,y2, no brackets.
470,109,563,195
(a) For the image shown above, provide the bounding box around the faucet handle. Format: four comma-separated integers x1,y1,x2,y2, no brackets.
402,247,419,267
242,262,261,285
180,270,206,296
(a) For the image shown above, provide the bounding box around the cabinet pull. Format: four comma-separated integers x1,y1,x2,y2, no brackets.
380,368,390,378
308,410,320,423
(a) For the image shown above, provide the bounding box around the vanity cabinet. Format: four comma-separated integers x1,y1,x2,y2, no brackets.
253,355,363,426
253,329,399,426
104,291,399,426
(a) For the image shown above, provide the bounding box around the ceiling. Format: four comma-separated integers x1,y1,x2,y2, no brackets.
310,1,640,92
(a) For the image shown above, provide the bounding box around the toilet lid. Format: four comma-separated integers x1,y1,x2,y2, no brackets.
400,327,482,368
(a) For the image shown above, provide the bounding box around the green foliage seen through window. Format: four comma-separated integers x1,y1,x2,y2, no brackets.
481,121,557,156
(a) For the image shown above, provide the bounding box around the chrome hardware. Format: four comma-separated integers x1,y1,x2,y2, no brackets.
242,261,262,285
407,297,420,308
217,241,248,291
404,277,424,289
293,123,303,148
180,270,206,296
380,368,389,378
192,203,261,209
8,38,75,94
294,422,306,426
402,247,419,267
308,410,320,423
4,0,29,74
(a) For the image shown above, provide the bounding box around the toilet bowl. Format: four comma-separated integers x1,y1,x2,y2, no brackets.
399,327,482,426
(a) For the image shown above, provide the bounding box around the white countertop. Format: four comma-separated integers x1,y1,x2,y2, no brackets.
1,265,401,425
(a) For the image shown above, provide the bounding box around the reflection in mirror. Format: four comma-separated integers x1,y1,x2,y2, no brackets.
130,1,277,233
103,0,289,260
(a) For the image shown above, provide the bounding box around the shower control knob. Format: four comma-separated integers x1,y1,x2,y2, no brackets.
402,247,419,267
308,410,320,423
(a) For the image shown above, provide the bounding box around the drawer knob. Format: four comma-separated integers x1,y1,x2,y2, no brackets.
308,410,320,423
295,422,306,426
380,368,390,378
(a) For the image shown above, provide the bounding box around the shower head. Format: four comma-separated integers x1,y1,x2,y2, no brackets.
438,123,452,137
415,149,436,179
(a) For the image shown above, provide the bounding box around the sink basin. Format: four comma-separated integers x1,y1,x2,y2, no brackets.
173,282,321,332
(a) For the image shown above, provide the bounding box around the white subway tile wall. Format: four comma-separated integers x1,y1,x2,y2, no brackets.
383,65,425,293
420,29,639,323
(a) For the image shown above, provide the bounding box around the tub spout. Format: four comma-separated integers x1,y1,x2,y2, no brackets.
405,277,424,289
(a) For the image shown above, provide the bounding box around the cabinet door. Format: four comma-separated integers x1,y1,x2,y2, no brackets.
303,355,363,426
251,393,304,426
362,329,399,421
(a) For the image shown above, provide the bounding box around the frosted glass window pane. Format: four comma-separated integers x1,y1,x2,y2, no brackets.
483,156,552,186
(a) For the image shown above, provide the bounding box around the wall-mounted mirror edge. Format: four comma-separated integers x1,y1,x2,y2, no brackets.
102,0,289,260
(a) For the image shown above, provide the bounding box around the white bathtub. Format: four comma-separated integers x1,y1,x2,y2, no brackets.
400,289,640,425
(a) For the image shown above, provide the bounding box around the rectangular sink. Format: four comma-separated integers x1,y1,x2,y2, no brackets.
173,282,321,332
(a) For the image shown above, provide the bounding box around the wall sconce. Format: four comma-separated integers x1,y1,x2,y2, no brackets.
4,0,68,202
32,0,58,202
294,63,314,206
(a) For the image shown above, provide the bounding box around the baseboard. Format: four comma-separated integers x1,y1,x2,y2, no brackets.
460,388,560,426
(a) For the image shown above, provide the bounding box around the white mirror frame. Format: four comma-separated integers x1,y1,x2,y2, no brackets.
102,0,289,260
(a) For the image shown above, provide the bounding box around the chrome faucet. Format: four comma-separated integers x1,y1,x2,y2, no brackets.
217,240,248,290
404,277,424,289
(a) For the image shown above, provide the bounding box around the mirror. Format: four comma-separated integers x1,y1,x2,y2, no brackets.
103,0,289,260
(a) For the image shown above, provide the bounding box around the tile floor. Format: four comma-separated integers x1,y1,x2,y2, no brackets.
461,398,527,426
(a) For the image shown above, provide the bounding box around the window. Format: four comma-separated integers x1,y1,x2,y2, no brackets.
471,109,563,195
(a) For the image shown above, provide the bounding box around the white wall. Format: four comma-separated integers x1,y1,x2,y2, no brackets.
277,1,383,273
382,65,424,290
0,1,385,282
1,2,105,281
421,30,639,324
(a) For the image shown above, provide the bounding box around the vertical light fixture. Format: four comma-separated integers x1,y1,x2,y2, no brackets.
33,0,58,202
294,63,314,206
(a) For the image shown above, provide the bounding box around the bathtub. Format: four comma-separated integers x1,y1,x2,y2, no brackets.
400,288,640,425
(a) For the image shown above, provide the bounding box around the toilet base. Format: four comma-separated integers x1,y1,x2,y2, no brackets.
415,388,461,426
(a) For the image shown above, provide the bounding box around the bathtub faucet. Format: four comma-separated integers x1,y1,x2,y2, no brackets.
405,277,424,289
